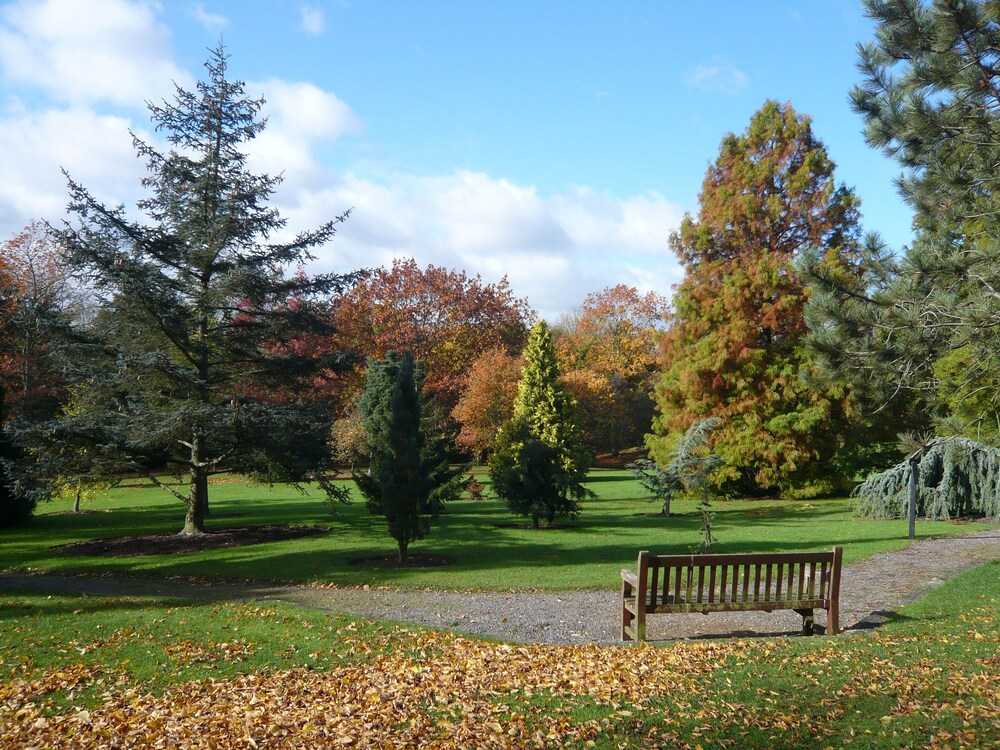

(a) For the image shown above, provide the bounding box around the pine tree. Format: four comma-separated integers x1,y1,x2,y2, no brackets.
354,353,465,560
489,321,590,527
807,0,1000,440
45,44,357,534
629,418,721,518
650,101,862,492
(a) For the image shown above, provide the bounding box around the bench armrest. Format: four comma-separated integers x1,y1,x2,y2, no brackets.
621,569,639,587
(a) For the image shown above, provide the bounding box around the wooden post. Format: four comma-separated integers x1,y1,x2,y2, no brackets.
908,454,919,541
636,551,649,642
621,575,633,641
828,546,842,635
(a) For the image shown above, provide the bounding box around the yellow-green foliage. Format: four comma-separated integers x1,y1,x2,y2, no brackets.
935,345,1000,442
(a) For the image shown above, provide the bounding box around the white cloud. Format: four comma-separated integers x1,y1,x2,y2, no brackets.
271,171,685,320
684,62,749,95
0,105,149,230
256,78,361,140
299,5,325,36
189,3,228,30
0,103,682,318
0,0,684,319
244,78,362,188
0,0,190,106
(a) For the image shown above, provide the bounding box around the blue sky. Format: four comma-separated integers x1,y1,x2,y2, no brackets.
0,0,911,319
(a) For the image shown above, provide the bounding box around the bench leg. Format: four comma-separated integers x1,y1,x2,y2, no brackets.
621,579,634,641
794,608,814,635
827,601,840,636
636,613,647,643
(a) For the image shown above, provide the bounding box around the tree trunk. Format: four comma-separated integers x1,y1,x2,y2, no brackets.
181,432,208,535
532,512,540,529
197,472,210,518
397,540,407,562
73,485,81,514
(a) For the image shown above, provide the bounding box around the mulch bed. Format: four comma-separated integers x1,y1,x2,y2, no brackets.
52,524,328,557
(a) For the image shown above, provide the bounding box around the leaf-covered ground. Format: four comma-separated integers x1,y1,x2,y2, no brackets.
2,561,998,748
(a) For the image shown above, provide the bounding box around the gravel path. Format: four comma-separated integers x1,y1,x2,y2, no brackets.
3,527,998,645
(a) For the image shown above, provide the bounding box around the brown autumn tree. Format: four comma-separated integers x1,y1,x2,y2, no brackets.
559,368,618,455
556,285,666,455
650,101,861,491
0,222,79,422
451,348,522,460
0,250,16,352
332,258,533,413
557,284,667,383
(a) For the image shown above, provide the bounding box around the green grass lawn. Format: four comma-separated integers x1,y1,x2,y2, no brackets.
2,560,997,748
0,470,991,590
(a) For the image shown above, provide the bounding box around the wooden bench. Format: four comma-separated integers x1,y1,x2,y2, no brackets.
621,547,842,641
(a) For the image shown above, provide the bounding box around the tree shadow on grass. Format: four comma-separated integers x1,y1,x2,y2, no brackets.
0,590,198,621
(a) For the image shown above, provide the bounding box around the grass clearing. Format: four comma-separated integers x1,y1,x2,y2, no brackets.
2,560,997,747
0,470,990,590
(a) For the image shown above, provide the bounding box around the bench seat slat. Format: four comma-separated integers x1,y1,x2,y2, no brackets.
649,598,827,615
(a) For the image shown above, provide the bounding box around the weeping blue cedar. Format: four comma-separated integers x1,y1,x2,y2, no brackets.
853,437,1000,520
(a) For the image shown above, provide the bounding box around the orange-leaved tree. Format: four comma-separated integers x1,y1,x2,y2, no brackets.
650,101,861,492
557,284,667,383
332,258,533,413
0,222,78,423
451,348,522,461
556,285,667,454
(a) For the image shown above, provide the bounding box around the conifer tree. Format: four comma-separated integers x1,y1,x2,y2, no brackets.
513,321,589,469
808,0,1000,440
0,381,34,527
854,437,1000,520
44,44,357,534
355,352,465,560
650,101,862,491
489,321,590,526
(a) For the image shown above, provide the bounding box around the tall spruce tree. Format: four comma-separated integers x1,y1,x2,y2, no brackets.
46,45,357,534
489,321,590,527
650,101,862,492
807,0,1000,441
354,352,465,560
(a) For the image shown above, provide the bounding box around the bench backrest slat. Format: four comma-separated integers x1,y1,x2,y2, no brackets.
636,549,840,607
649,551,836,567
650,564,660,609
